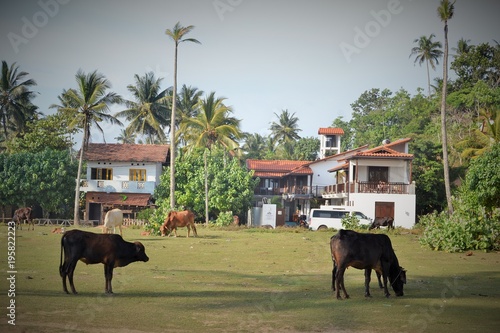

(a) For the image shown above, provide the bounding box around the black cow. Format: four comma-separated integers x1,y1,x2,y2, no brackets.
14,207,34,230
330,229,406,299
59,229,149,294
369,216,394,230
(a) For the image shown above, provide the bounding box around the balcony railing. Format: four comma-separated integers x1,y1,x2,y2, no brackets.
322,181,414,196
80,179,155,194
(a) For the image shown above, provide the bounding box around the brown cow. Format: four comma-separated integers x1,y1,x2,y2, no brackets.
160,210,198,237
59,229,149,294
369,217,394,230
14,207,34,230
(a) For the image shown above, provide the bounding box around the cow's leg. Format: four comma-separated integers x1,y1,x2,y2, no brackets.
173,228,178,237
335,265,349,299
60,260,70,294
104,264,114,294
376,272,383,289
364,269,372,297
331,261,337,291
67,260,79,294
381,262,391,298
192,224,198,237
186,225,191,238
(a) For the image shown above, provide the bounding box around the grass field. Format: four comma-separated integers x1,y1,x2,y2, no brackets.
1,224,499,333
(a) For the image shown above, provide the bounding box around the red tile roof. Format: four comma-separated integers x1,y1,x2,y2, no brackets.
350,146,413,159
246,159,313,178
83,144,169,163
318,127,344,135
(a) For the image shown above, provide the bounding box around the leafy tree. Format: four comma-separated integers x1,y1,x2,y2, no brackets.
50,70,122,225
5,114,73,153
451,42,500,89
152,147,257,234
0,149,77,217
437,0,455,214
291,137,320,161
179,92,243,223
465,143,500,213
165,22,201,209
410,34,443,97
331,116,354,152
115,72,169,143
0,61,38,143
176,85,203,146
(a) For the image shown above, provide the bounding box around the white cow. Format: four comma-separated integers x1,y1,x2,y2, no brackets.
103,208,123,236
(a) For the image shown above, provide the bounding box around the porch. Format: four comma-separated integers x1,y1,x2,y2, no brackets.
322,181,415,198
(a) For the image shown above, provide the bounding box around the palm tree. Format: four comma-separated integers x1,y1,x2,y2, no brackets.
438,0,455,215
453,38,471,57
410,34,443,98
180,92,242,224
50,70,122,225
115,72,169,143
176,84,203,146
242,133,267,159
165,22,201,209
115,128,136,144
0,61,37,140
269,109,301,157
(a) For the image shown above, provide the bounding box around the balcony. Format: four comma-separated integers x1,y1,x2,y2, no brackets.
322,181,415,197
80,179,155,194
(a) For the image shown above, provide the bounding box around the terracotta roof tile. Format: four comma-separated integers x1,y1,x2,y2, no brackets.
246,159,313,177
83,144,169,163
318,127,344,135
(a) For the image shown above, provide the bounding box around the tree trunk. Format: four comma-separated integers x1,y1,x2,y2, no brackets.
204,149,209,225
73,142,84,226
441,21,453,215
170,44,178,209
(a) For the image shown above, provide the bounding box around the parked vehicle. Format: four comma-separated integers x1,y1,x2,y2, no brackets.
308,208,372,231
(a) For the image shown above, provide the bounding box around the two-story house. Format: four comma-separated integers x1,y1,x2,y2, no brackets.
246,135,416,228
80,143,169,223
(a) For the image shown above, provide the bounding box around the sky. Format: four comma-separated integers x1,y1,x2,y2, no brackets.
1,0,499,146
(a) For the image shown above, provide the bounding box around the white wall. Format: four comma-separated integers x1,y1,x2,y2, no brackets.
349,193,416,229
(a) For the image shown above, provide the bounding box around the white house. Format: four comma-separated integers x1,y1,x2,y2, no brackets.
80,143,169,222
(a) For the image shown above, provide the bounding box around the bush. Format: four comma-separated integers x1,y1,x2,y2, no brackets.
341,212,360,229
213,211,234,227
419,210,500,252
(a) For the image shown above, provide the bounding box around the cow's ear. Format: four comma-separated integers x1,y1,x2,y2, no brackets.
134,242,143,252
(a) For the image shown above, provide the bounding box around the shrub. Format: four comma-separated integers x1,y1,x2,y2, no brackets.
419,210,500,252
213,211,234,227
341,212,360,229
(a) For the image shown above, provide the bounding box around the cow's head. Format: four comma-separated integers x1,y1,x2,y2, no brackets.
134,242,149,262
391,266,406,296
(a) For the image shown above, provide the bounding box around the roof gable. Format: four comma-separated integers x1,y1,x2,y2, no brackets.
318,127,344,135
83,144,170,163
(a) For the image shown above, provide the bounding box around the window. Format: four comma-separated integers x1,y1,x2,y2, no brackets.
130,169,146,181
325,135,338,148
368,166,388,183
91,168,113,180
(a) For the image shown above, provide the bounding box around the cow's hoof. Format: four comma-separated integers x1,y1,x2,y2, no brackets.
365,294,372,298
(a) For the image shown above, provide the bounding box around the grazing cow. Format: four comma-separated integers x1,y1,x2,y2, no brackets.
103,208,123,236
330,229,406,299
369,216,394,230
59,229,149,294
160,210,197,237
14,207,34,230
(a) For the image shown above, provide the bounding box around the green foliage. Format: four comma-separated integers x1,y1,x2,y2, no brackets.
341,212,360,229
0,149,77,216
419,210,500,252
465,143,500,213
153,147,258,229
213,211,234,227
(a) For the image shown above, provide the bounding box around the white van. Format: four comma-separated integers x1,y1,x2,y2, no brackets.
308,208,372,231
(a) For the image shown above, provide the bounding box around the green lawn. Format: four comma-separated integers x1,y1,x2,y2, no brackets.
1,225,499,333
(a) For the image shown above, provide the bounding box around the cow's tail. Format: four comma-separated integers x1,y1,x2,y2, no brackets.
59,233,66,277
